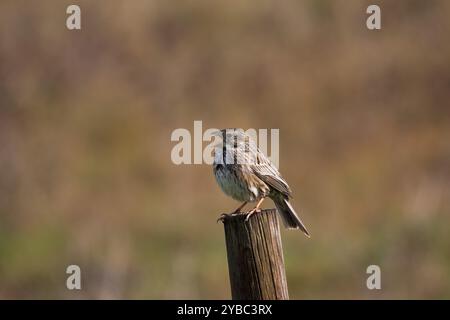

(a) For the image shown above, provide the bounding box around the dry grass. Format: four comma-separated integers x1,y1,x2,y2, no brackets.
0,0,449,298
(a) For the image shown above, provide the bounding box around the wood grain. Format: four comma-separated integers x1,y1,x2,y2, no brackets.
222,209,289,300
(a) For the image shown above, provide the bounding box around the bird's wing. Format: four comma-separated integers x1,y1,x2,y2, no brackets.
247,142,292,198
255,169,292,198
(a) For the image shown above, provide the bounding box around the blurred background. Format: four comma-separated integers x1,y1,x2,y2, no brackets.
0,0,449,299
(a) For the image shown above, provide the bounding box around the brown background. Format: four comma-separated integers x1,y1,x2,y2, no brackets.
0,0,449,298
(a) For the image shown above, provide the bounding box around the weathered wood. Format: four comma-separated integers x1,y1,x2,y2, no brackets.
222,209,289,300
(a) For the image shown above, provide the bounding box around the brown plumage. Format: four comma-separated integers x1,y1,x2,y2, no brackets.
213,128,310,237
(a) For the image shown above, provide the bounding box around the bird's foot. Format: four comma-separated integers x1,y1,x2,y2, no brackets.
217,213,230,223
217,209,248,223
245,208,262,222
217,213,240,223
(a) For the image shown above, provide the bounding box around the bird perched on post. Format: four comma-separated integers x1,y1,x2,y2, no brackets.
213,128,310,237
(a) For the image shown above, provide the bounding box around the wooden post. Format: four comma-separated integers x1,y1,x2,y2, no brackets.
221,209,289,300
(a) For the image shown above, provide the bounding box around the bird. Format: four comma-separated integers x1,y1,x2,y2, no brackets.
213,128,310,237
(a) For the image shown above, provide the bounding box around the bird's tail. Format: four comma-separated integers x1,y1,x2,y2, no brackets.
273,195,310,237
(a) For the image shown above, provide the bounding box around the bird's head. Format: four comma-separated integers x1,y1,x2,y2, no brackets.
212,128,261,165
213,128,248,146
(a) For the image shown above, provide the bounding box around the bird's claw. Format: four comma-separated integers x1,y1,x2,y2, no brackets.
217,213,230,223
218,208,261,223
245,208,262,222
217,210,248,223
217,213,240,223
